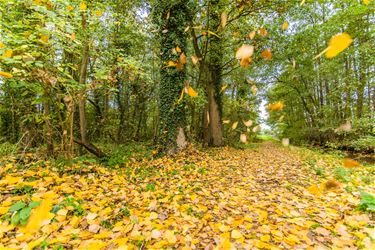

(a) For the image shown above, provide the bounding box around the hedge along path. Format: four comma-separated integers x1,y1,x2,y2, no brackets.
0,142,373,249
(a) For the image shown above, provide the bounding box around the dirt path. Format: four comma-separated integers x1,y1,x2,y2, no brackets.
0,143,373,249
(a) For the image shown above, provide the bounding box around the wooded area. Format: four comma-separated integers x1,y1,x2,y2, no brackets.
0,0,374,249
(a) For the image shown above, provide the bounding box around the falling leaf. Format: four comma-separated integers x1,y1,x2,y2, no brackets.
165,61,178,68
220,84,228,93
324,179,340,190
231,229,242,239
177,88,184,103
179,53,187,65
79,2,87,10
243,120,253,127
95,10,103,17
300,0,306,6
240,57,252,69
261,49,272,60
231,121,238,130
334,120,351,133
184,26,190,32
20,199,54,233
0,72,13,78
325,33,353,58
4,50,13,58
249,30,256,39
267,101,285,111
67,5,74,11
251,85,257,95
363,0,370,5
221,12,228,28
343,158,360,168
240,134,247,143
70,33,76,40
236,45,254,59
222,120,230,124
162,29,168,33
259,27,268,36
175,46,182,53
40,35,49,43
281,22,289,31
0,42,5,48
191,55,199,65
186,86,198,98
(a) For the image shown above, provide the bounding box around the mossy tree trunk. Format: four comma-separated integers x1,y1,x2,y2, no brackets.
153,0,190,153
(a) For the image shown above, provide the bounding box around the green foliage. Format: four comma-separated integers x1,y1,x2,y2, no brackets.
334,167,351,183
358,192,375,213
0,143,18,157
4,200,40,226
314,167,325,177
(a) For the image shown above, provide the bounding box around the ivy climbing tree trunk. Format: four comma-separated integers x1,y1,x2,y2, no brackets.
153,0,190,153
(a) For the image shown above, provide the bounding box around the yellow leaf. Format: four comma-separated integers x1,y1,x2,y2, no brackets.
259,27,268,36
221,12,228,28
261,49,272,60
184,26,190,32
260,234,270,242
165,60,177,68
325,33,353,58
40,35,49,43
236,45,254,59
306,185,320,195
222,120,230,124
70,33,76,41
219,224,230,232
67,5,74,11
285,234,300,246
281,22,289,31
240,134,247,143
243,120,253,127
176,46,182,53
219,238,232,248
300,0,306,6
220,84,228,93
231,229,242,239
164,230,177,244
187,86,198,98
0,207,9,215
251,85,257,95
0,72,13,79
191,55,199,65
343,158,361,168
20,199,54,233
240,57,252,69
179,52,187,65
79,2,87,11
177,88,184,103
28,236,47,249
0,42,5,48
249,30,256,39
95,10,103,17
267,101,285,111
363,0,371,5
4,50,13,58
231,121,238,130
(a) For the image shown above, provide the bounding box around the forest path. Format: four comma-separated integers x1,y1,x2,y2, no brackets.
0,143,374,249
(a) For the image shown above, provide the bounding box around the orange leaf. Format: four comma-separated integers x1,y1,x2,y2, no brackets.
343,158,360,168
261,49,272,60
259,27,268,36
67,5,74,11
179,52,187,65
4,50,13,58
0,72,13,78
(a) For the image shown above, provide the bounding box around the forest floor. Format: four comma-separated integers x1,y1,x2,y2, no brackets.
0,142,374,249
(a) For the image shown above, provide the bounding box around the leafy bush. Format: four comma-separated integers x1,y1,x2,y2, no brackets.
349,135,375,152
358,192,375,212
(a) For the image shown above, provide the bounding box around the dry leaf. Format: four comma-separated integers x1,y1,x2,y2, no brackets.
231,121,238,130
281,22,289,31
221,12,228,28
243,120,253,127
261,49,272,60
0,72,13,78
259,27,268,36
191,55,199,65
240,134,247,143
236,45,254,59
343,158,360,168
249,30,256,39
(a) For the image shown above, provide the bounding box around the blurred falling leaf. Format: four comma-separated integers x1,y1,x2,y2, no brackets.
343,158,361,168
4,50,13,58
251,85,257,95
324,179,340,190
252,125,261,133
282,138,289,147
186,86,198,98
240,134,247,143
300,0,306,6
220,84,228,93
184,26,190,32
223,120,230,124
249,30,256,39
40,35,49,43
325,33,353,58
221,12,228,28
240,57,252,68
191,55,199,65
95,10,103,17
261,49,272,60
79,2,87,10
67,5,74,11
176,46,182,53
236,45,254,59
179,53,187,65
363,0,370,5
70,33,76,40
20,199,54,233
0,72,13,78
243,120,253,127
267,101,284,111
281,22,289,31
0,42,5,48
231,121,238,130
259,27,268,36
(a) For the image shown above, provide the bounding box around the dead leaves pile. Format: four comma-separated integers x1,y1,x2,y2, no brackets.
0,143,374,249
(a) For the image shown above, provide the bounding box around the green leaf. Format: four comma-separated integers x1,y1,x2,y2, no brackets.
29,201,41,209
19,207,32,220
9,201,26,212
11,212,20,225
